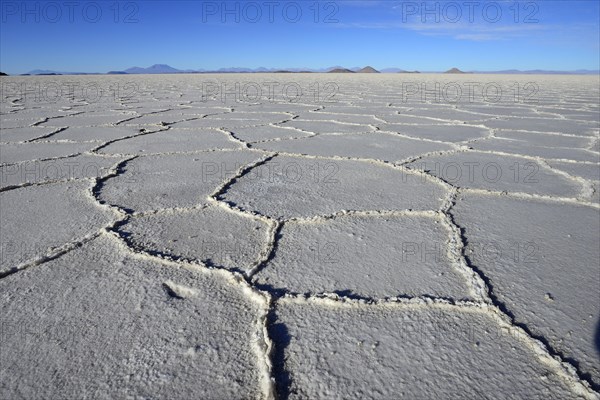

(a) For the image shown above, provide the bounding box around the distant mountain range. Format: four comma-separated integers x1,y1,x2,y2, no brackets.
445,68,466,74
10,64,600,76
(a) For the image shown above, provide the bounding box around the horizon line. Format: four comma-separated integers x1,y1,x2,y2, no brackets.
3,64,600,76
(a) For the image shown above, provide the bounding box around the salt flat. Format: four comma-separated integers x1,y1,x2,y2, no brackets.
1,74,599,399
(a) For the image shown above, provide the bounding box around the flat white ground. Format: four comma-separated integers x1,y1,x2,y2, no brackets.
1,74,599,399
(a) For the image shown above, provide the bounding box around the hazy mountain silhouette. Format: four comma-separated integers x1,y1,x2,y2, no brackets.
357,66,380,73
328,68,355,73
17,64,600,75
124,64,183,74
445,67,466,74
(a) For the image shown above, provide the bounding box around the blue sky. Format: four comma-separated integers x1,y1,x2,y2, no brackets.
1,0,598,74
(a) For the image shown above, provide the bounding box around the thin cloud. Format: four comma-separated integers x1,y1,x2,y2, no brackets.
335,19,551,41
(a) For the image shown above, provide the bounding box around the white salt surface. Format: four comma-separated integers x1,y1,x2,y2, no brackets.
1,74,598,399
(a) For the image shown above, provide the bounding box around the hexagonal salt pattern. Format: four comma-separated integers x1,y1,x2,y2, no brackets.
1,74,598,399
270,299,585,399
118,205,272,273
98,149,264,212
254,213,472,299
451,193,600,386
221,155,447,219
0,180,117,275
0,234,266,399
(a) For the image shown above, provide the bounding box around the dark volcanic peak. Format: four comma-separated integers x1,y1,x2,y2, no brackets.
357,66,380,73
328,68,355,73
445,67,466,74
0,72,8,76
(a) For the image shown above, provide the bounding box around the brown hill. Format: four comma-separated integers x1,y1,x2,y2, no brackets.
328,68,355,73
357,66,380,73
445,68,466,74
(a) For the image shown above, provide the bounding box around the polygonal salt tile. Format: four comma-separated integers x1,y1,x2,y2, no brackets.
39,114,132,127
120,112,203,126
0,142,97,164
482,118,597,136
49,125,146,142
451,193,600,385
535,108,600,122
98,150,264,212
279,120,376,134
471,138,599,162
311,105,371,114
380,124,490,142
377,116,450,126
459,105,549,118
0,118,41,129
546,161,600,182
222,103,317,114
118,205,271,273
494,130,594,149
294,112,383,125
168,118,255,130
229,125,312,142
0,234,265,399
407,151,584,197
271,301,584,399
97,129,240,155
397,108,492,122
0,126,60,142
0,180,117,275
1,109,78,120
255,213,471,299
0,154,123,189
216,111,291,123
174,106,232,116
0,141,96,165
252,132,454,163
221,155,447,219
